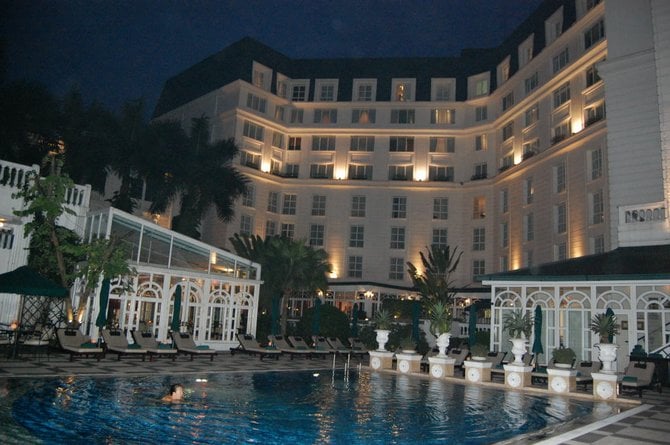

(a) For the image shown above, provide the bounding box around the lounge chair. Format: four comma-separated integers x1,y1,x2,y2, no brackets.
131,331,177,361
20,326,54,359
448,348,470,375
574,360,601,389
268,335,313,359
486,351,506,368
170,331,217,361
56,328,105,361
231,334,281,360
101,329,148,361
288,336,330,358
312,336,336,353
348,337,369,354
493,352,532,380
326,337,356,355
620,361,659,397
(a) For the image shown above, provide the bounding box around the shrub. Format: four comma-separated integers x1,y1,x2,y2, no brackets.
295,304,351,343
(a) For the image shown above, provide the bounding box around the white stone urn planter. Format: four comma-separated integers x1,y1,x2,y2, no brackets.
375,329,390,351
435,333,451,357
510,338,528,364
595,342,618,373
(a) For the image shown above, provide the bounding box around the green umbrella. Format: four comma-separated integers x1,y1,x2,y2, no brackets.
0,266,67,297
468,301,478,347
532,305,544,358
351,304,359,336
312,297,322,335
605,307,615,343
95,278,111,328
171,285,182,332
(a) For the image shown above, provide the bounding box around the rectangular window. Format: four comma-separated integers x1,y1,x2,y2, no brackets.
433,198,449,220
281,223,295,240
290,109,304,123
350,136,375,151
239,214,253,235
389,137,414,152
430,108,455,124
590,148,603,180
500,256,509,272
554,243,567,261
555,163,566,193
523,139,539,157
584,20,605,49
473,227,486,251
475,79,489,97
475,106,488,121
242,185,255,207
265,220,276,237
553,48,570,73
473,196,486,219
246,93,267,113
475,134,487,151
524,178,534,204
267,191,278,213
389,257,404,280
392,197,407,218
390,227,405,249
524,213,534,241
312,136,336,151
272,132,285,148
524,250,534,268
351,196,366,217
313,109,337,124
349,225,364,248
319,84,335,101
309,224,325,247
309,164,333,179
501,154,514,170
586,102,605,126
473,260,486,279
391,109,416,124
552,120,571,144
556,202,567,233
348,164,373,180
239,151,261,169
553,83,571,109
351,109,376,124
388,165,413,180
501,222,509,248
282,194,297,215
394,81,413,101
291,85,306,101
593,234,605,254
284,164,299,178
500,189,509,213
243,120,264,141
312,195,326,216
434,82,451,101
525,104,539,127
472,163,487,180
524,72,539,93
288,137,302,151
348,256,363,278
591,190,604,224
357,84,373,101
502,122,514,141
430,137,455,153
274,106,285,122
429,166,454,182
432,228,448,249
586,64,601,87
502,92,514,111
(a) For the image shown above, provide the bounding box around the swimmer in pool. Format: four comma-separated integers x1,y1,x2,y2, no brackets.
161,384,184,402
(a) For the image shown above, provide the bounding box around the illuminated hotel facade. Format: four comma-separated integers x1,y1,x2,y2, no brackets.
151,0,670,332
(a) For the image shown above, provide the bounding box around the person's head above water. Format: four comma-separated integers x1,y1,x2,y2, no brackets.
163,384,184,402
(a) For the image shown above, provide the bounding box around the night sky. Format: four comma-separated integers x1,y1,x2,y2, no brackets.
2,0,545,116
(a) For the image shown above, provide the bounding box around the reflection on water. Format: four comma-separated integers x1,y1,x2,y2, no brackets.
0,371,605,445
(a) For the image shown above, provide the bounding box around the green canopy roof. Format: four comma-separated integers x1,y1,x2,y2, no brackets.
0,266,68,297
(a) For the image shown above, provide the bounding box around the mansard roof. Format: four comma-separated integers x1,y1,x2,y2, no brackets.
154,0,574,118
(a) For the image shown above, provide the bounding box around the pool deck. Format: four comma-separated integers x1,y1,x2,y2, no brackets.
0,351,668,444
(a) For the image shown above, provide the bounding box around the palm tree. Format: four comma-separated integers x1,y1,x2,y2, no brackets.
230,234,331,334
407,245,463,304
150,115,247,239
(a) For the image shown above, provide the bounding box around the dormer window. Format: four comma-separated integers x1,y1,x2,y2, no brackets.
392,79,415,101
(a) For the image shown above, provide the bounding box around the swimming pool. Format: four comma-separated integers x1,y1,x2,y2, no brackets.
2,370,606,444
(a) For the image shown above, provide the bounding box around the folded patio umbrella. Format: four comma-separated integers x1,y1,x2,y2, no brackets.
171,285,182,332
95,279,111,328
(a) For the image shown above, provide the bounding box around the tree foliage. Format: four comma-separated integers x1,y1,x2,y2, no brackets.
407,245,463,304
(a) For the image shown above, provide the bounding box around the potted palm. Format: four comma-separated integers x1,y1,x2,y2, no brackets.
503,310,533,364
427,300,452,356
470,343,489,360
591,312,620,373
373,309,392,351
399,337,416,353
551,347,576,368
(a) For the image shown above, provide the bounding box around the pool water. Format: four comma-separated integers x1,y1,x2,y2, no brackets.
3,370,599,444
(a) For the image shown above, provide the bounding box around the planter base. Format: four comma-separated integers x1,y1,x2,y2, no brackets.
547,368,577,393
396,352,422,374
464,360,493,383
503,364,533,389
428,356,456,378
368,351,394,370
